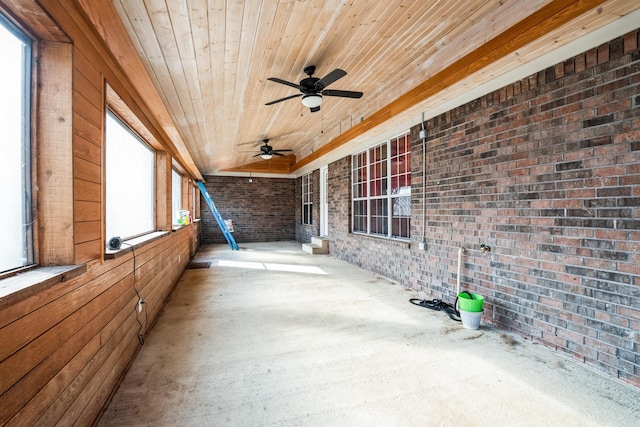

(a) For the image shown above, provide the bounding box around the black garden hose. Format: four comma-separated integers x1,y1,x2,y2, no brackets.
409,291,475,322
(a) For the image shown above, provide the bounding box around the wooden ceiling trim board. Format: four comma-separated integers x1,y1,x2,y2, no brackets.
71,0,203,180
223,154,296,175
465,0,640,88
291,0,609,172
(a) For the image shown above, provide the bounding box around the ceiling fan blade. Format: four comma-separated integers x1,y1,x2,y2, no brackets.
252,153,263,157
267,77,303,90
273,149,293,153
310,106,321,113
315,69,346,90
322,89,363,99
265,93,303,106
272,152,285,156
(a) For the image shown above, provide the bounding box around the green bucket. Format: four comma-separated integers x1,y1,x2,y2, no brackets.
457,292,484,312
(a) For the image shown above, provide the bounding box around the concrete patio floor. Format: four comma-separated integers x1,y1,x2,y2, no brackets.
98,241,640,426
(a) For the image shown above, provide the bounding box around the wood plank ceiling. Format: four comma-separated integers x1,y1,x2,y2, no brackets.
104,0,640,177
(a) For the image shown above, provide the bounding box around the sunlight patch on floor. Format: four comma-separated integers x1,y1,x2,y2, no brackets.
217,259,327,275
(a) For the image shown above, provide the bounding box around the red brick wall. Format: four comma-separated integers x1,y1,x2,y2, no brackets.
200,176,295,243
328,30,640,386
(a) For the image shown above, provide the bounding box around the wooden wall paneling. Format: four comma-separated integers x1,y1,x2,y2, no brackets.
156,151,170,231
0,257,126,329
195,188,201,218
0,259,131,368
73,90,102,128
73,70,101,108
73,129,101,163
73,42,103,266
74,240,102,265
73,43,104,264
0,217,195,424
36,40,74,265
4,335,101,427
0,273,133,423
55,314,139,426
74,178,100,202
73,156,101,183
74,221,101,245
190,221,201,256
28,293,138,425
181,175,189,210
73,47,102,91
59,234,191,425
73,200,101,223
141,244,187,325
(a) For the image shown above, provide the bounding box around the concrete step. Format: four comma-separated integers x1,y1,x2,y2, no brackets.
302,236,329,254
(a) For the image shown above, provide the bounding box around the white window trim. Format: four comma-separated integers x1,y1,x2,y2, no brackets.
302,173,313,225
351,131,411,240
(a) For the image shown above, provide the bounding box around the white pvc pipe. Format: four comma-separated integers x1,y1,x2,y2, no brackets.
456,247,464,296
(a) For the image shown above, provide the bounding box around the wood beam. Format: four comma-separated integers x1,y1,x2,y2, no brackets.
222,155,296,175
291,0,609,172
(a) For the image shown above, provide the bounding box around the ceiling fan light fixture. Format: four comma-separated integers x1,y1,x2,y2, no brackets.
261,153,273,160
301,94,322,108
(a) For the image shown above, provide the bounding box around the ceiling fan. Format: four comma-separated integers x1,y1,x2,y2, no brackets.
265,65,363,112
243,139,293,160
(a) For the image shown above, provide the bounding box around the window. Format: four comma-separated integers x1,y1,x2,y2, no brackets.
172,169,182,225
0,15,33,274
105,111,155,241
352,132,411,239
302,173,313,225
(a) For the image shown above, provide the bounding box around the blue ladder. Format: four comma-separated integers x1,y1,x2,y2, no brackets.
196,181,239,250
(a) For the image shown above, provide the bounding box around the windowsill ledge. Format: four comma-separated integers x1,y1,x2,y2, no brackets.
104,231,169,259
351,232,411,248
0,264,87,310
